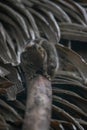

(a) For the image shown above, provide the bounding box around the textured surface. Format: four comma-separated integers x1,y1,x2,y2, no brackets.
0,0,87,130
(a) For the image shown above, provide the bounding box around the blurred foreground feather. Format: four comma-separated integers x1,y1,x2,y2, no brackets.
0,0,87,130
